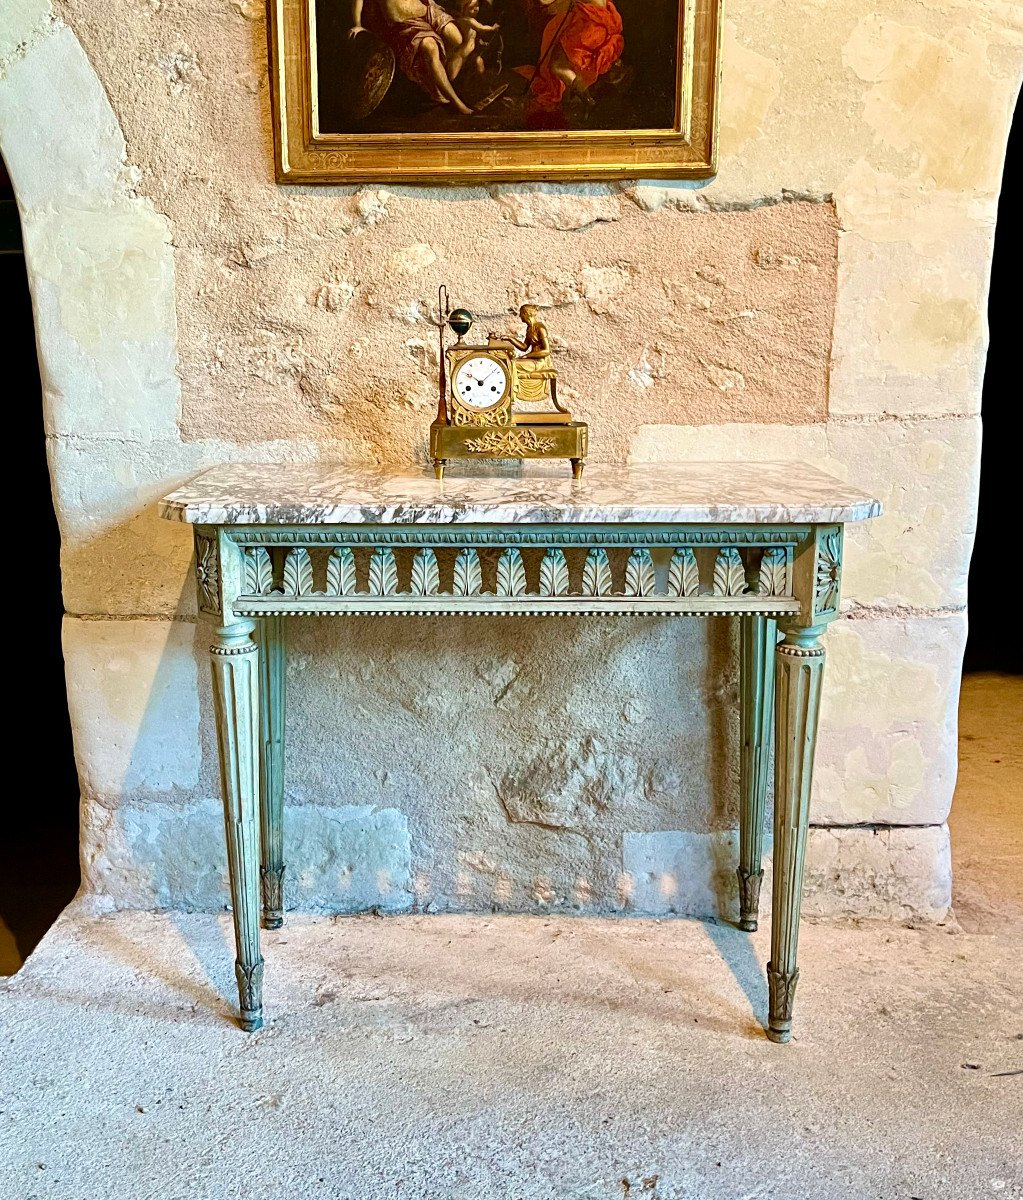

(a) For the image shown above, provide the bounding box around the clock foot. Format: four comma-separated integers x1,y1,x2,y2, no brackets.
433,459,446,481
570,458,584,481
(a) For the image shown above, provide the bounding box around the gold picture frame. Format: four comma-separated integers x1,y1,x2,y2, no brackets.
268,0,721,184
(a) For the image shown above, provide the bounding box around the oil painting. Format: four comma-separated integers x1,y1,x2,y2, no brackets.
268,0,720,182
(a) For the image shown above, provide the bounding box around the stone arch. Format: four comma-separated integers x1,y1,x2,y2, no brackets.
0,13,180,455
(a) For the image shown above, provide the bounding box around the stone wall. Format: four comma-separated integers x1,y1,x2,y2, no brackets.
1,0,1019,921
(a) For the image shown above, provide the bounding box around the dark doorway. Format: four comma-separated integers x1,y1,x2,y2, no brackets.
0,159,81,972
964,101,1021,673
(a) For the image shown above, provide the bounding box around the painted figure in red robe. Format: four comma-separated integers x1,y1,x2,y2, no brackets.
517,0,624,109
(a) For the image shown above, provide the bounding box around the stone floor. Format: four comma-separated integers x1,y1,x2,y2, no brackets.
949,673,1023,936
0,674,1020,1199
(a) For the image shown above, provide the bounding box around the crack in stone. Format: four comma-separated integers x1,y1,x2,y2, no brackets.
493,784,592,844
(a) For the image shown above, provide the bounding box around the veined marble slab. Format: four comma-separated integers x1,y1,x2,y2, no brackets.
159,463,882,526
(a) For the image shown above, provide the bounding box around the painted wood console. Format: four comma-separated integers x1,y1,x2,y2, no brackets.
160,463,880,1042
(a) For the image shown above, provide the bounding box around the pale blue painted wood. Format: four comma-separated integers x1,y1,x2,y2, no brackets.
259,616,286,930
195,515,847,1041
767,621,827,1044
210,619,264,1031
737,614,777,932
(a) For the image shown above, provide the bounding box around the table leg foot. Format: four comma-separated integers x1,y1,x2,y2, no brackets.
261,865,285,930
259,616,286,932
212,619,266,1032
767,962,798,1044
768,621,825,1045
236,958,265,1032
737,866,763,931
739,615,775,934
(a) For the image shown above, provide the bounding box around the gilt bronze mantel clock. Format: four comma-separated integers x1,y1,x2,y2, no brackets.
430,287,588,480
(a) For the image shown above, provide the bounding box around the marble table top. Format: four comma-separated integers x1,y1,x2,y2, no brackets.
159,463,882,526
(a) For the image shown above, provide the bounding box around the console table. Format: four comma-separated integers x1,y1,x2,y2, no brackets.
160,463,880,1042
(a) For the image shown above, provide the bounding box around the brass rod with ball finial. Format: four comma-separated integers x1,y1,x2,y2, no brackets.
436,284,450,428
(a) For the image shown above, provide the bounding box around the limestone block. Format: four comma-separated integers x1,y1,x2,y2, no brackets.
634,5,1021,209
49,437,204,616
63,616,200,801
624,825,951,923
49,436,323,616
82,798,413,912
623,830,738,919
630,417,979,610
25,202,180,440
0,25,127,208
0,0,51,67
830,220,995,418
801,824,951,923
814,613,966,826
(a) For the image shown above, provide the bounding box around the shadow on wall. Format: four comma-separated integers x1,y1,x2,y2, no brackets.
82,596,746,922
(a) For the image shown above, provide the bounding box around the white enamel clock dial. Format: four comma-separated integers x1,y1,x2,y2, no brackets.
453,355,509,409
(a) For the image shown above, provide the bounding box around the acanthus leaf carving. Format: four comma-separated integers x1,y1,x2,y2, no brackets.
282,548,314,596
368,547,399,596
244,547,273,596
452,548,482,596
538,548,569,597
624,548,656,597
713,547,746,597
667,547,700,597
581,547,613,597
325,547,357,596
409,548,440,596
759,547,788,597
496,548,527,597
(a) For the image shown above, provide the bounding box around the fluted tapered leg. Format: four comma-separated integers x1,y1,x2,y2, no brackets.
768,623,826,1044
211,620,264,1032
738,615,776,931
259,616,286,930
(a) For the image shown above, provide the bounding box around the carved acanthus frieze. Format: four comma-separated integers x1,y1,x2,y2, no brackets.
464,428,556,455
236,542,796,606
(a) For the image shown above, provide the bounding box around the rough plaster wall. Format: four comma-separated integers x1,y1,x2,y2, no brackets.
1,0,1020,920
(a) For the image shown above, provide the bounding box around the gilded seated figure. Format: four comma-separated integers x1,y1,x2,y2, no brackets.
490,304,570,422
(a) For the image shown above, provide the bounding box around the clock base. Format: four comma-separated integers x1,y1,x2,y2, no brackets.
430,420,588,480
